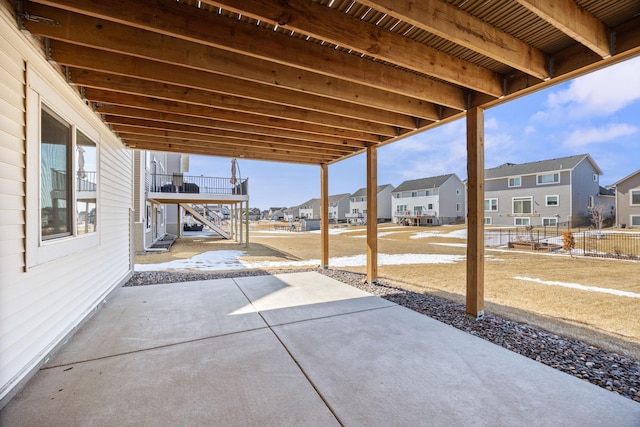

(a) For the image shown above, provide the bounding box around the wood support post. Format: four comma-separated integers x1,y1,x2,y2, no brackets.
245,199,249,248
466,107,485,318
320,163,329,269
366,145,378,283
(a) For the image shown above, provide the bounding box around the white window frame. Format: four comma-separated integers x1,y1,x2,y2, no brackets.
456,189,461,195
588,195,595,209
456,203,462,212
26,68,100,268
545,195,559,207
514,217,531,226
543,217,558,226
484,198,498,212
508,176,521,187
484,217,492,225
593,174,598,182
631,189,640,206
537,172,560,185
512,196,533,214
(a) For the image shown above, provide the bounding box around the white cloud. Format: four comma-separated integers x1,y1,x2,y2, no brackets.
563,123,639,148
540,56,640,120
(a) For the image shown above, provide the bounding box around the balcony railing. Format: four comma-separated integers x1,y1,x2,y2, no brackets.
147,173,248,195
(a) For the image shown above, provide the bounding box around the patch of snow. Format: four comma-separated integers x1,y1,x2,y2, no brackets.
514,276,640,299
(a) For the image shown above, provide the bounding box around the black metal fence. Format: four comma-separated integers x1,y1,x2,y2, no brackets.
485,227,640,260
147,174,248,195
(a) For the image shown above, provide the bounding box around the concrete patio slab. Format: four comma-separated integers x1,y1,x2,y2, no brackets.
272,303,640,426
2,271,639,426
0,328,339,427
233,272,395,325
48,279,265,366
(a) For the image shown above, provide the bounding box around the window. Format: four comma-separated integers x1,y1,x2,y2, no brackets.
631,190,640,205
427,203,433,210
632,215,640,226
396,204,407,214
537,173,559,185
456,189,461,195
456,203,461,212
513,197,532,214
543,217,558,226
545,195,559,206
76,131,97,235
588,196,594,209
484,198,498,212
593,174,599,182
414,206,423,215
41,107,72,240
411,191,418,197
146,202,152,230
508,176,521,187
515,217,531,226
425,189,438,196
484,217,492,225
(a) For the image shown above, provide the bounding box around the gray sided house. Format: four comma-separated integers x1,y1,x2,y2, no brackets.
347,184,395,225
328,193,351,223
614,169,640,228
299,198,321,219
392,174,465,225
484,154,603,227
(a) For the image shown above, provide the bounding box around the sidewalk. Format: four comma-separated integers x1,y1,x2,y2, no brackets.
1,272,639,426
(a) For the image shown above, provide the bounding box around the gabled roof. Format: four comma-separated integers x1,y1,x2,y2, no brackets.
350,184,394,198
613,169,640,186
328,193,351,204
392,174,456,193
599,186,615,197
485,154,602,179
299,198,320,209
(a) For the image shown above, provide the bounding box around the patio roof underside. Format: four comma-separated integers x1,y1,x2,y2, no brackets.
18,0,640,165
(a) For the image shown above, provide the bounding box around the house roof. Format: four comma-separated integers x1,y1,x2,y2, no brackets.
613,169,640,186
485,154,602,179
328,193,351,204
350,184,394,198
599,186,615,196
299,198,320,209
17,1,640,166
392,174,456,193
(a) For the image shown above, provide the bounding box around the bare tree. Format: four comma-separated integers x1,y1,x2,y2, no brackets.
589,203,608,236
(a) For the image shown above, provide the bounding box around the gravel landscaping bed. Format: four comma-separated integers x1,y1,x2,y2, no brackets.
125,269,640,403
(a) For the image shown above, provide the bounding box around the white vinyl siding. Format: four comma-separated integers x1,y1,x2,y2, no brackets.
1,16,133,402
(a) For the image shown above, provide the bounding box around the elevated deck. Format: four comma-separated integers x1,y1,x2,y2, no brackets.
146,173,249,204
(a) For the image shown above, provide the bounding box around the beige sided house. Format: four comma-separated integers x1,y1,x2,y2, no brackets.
614,169,640,228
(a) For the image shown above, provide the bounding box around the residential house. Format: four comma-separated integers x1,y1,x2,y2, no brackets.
1,14,133,402
614,169,640,228
283,205,301,222
267,207,287,220
299,198,320,219
346,184,395,225
484,154,603,227
392,175,465,225
328,193,351,223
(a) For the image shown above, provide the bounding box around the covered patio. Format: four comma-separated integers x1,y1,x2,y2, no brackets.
2,272,639,425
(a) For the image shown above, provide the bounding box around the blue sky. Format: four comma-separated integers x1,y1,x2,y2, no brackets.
188,56,640,211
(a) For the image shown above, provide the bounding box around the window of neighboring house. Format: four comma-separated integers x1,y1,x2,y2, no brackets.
352,208,359,214
546,195,559,206
543,217,558,226
456,203,462,212
588,196,595,209
427,203,433,210
425,189,438,196
396,204,407,213
414,206,423,216
513,197,533,214
593,174,599,182
508,176,521,187
484,198,498,211
484,217,492,225
456,189,461,195
537,172,560,185
514,217,531,226
631,189,640,205
631,215,640,226
411,191,418,198
146,202,152,230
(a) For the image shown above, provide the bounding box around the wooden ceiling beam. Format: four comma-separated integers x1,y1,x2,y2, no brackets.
516,0,610,58
107,118,359,155
25,1,476,104
358,0,549,80
50,41,440,121
200,0,501,97
70,68,414,130
87,90,389,140
99,106,366,147
122,137,333,164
